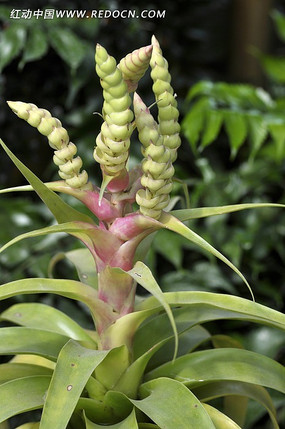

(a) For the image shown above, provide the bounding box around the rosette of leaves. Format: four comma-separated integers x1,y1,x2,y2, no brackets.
0,37,285,429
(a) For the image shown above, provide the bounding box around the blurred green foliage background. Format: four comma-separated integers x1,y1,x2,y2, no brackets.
1,1,285,427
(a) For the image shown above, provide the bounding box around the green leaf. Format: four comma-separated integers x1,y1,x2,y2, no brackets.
159,213,254,300
0,277,114,331
268,122,285,162
65,248,98,288
186,81,214,101
135,292,285,357
134,378,216,428
202,404,242,429
247,114,268,158
0,363,52,384
40,340,110,429
0,24,26,72
0,327,70,360
181,97,209,151
201,109,224,148
0,139,94,225
145,348,285,394
193,381,279,429
0,376,50,423
0,302,94,344
223,111,247,157
171,202,285,222
126,261,178,359
84,408,138,428
48,27,87,71
19,26,48,69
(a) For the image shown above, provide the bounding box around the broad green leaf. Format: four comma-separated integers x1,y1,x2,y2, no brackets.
159,213,254,300
182,97,209,150
247,114,268,158
48,27,87,71
134,377,216,428
0,139,94,225
0,25,26,72
268,122,285,161
84,408,138,428
19,26,48,69
135,292,285,357
223,111,247,157
65,248,98,288
145,348,285,394
193,381,279,429
0,302,94,344
138,291,285,329
186,81,214,101
171,202,285,222
0,327,70,360
202,404,241,429
0,376,50,423
0,363,52,384
126,261,178,359
40,340,110,429
201,109,224,148
0,277,114,330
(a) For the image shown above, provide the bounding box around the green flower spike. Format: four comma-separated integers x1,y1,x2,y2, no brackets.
134,92,174,220
7,101,91,189
150,35,181,162
118,44,153,92
94,44,134,193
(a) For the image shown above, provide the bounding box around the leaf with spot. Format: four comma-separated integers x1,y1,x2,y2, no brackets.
39,340,110,429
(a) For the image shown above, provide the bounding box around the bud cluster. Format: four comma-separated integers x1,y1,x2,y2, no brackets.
7,101,90,189
134,93,174,219
150,35,181,162
94,44,133,184
119,45,153,93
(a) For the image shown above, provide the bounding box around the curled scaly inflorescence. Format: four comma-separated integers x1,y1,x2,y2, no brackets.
118,45,153,93
7,101,90,189
94,44,133,184
150,35,181,162
134,92,174,220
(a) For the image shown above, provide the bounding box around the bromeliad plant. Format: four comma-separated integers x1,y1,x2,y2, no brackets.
0,36,285,429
